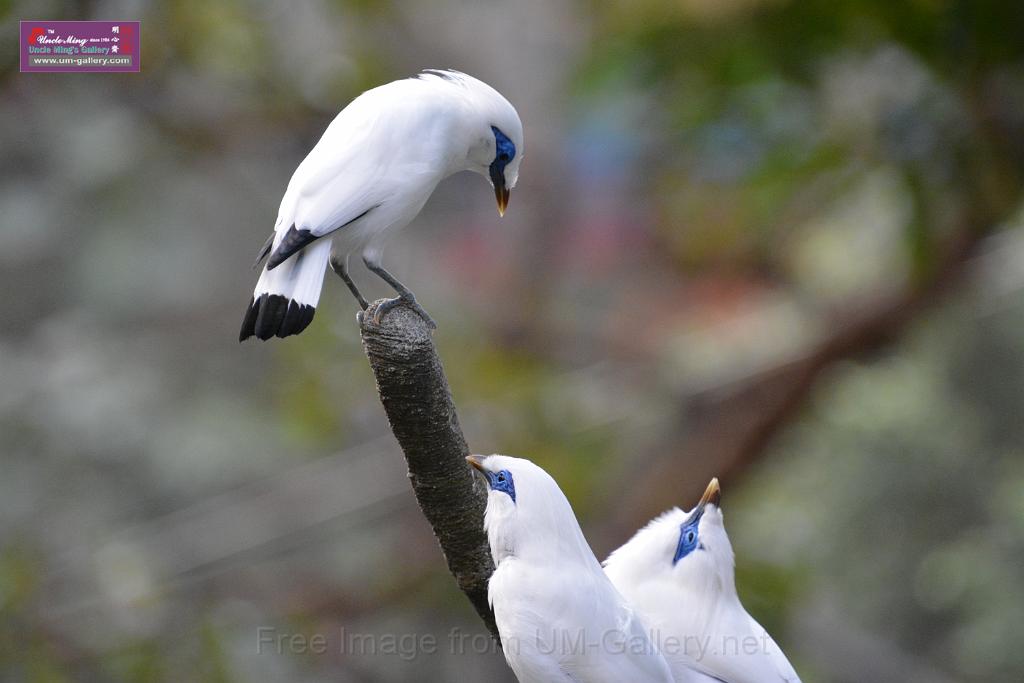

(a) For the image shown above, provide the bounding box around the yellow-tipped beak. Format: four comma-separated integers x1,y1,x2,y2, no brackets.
495,184,510,217
698,477,721,508
466,454,486,473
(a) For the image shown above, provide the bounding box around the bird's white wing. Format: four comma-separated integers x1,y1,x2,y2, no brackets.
489,563,580,683
666,658,728,683
555,580,674,683
261,78,454,270
263,83,409,266
251,90,391,273
747,614,801,682
678,609,799,683
284,92,391,237
492,562,673,683
266,91,385,248
286,77,456,237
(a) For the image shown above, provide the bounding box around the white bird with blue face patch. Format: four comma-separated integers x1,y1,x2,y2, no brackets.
603,479,801,683
240,70,523,341
467,454,718,683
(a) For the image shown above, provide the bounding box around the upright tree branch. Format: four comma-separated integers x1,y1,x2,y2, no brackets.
357,302,499,642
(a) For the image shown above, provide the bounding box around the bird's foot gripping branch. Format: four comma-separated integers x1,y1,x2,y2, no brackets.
356,300,499,643
360,294,437,330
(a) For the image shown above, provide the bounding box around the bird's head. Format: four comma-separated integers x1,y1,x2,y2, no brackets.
486,123,522,216
436,71,523,216
604,478,736,596
467,454,592,565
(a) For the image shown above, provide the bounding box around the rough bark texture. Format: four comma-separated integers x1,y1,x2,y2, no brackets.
358,301,499,642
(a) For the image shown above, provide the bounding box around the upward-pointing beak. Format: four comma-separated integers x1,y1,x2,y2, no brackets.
680,477,721,527
697,477,721,509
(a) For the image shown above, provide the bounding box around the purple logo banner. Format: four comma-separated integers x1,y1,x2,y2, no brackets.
20,20,139,73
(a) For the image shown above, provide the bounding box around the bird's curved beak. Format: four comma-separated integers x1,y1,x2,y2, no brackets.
466,454,487,474
697,477,721,509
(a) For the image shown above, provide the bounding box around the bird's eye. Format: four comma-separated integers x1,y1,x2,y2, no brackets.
686,531,695,544
496,472,506,483
499,152,510,162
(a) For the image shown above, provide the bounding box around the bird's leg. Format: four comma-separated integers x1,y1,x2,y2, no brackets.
362,251,437,329
329,251,369,310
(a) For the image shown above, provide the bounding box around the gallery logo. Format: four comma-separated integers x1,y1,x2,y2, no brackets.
20,20,140,73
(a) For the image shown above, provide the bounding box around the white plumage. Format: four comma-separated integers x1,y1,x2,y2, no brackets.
467,455,717,683
240,70,523,341
603,479,801,683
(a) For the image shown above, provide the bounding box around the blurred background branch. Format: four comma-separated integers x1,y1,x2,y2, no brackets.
607,223,985,543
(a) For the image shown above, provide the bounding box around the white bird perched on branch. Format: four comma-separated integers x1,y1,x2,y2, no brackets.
603,478,801,683
467,454,718,683
240,70,523,341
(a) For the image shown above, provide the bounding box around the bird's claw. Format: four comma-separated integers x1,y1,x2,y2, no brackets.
370,294,437,330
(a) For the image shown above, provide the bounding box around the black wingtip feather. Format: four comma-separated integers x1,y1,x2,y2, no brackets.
278,300,304,338
239,296,259,342
255,294,287,340
239,293,315,342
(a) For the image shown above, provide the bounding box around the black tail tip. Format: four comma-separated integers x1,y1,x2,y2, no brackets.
239,294,316,342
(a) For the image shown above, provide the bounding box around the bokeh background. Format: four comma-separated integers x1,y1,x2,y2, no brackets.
3,0,1024,681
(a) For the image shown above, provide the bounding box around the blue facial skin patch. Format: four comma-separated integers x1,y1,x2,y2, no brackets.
487,468,516,503
673,511,703,564
489,126,515,187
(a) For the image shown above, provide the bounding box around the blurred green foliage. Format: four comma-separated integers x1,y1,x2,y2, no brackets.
581,0,1024,284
